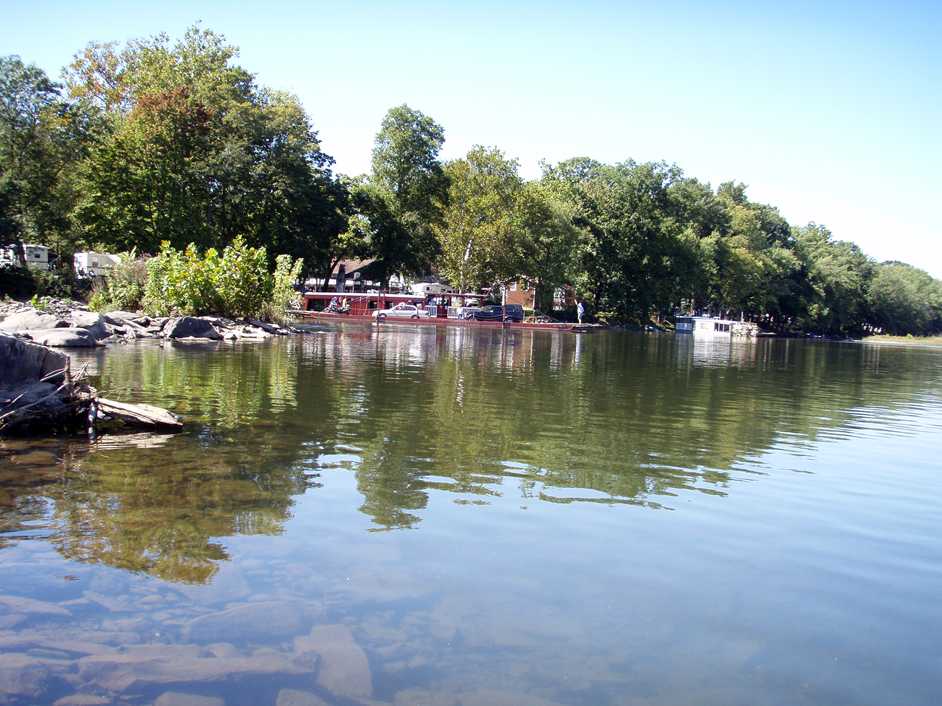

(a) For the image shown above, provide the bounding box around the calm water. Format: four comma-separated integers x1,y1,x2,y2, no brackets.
1,326,941,706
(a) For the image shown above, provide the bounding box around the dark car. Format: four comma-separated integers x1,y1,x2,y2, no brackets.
470,304,524,322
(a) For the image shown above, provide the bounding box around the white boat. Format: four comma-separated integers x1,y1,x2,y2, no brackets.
675,316,735,336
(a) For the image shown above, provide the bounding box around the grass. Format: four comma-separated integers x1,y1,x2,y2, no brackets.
862,334,942,346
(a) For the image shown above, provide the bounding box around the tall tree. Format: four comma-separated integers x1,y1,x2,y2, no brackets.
369,104,447,274
68,26,345,278
433,146,522,292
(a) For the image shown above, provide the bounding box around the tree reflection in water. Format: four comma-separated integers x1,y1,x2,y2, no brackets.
1,329,938,580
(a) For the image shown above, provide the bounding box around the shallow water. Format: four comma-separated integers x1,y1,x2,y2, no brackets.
1,326,941,706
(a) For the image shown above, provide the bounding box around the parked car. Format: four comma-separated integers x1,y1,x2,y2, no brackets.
502,304,524,322
372,303,430,320
469,304,524,322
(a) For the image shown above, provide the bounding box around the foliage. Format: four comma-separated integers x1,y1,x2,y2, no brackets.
3,27,942,336
366,104,447,276
0,265,35,298
142,236,301,320
31,264,89,299
867,262,942,336
88,251,148,311
433,146,523,292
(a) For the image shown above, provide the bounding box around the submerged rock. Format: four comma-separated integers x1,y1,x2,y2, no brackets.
276,689,329,706
154,691,226,706
77,649,310,693
52,694,113,706
0,652,61,703
183,601,308,643
295,624,372,700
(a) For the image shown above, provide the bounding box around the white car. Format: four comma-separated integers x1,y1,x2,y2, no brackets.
372,303,430,321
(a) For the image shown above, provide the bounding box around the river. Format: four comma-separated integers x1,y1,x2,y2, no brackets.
1,326,940,706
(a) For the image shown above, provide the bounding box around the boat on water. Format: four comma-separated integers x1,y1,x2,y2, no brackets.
674,315,759,337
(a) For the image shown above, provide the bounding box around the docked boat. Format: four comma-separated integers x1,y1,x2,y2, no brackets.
675,316,758,337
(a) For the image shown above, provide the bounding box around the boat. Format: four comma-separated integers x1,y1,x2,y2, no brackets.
674,316,758,337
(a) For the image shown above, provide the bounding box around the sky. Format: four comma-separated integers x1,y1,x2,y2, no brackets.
2,0,940,275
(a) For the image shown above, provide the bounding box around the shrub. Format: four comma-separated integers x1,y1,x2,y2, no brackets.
88,251,148,312
32,265,89,300
143,238,303,320
0,266,36,298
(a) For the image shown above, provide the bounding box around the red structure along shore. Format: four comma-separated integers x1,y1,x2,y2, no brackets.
293,291,585,331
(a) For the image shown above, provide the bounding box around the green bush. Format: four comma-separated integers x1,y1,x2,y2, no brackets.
32,265,89,300
0,266,36,298
88,251,148,312
143,237,302,320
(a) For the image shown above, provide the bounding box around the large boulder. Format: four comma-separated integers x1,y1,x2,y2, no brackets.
103,311,142,326
68,311,109,340
25,328,100,348
164,317,222,340
0,311,67,332
0,332,69,385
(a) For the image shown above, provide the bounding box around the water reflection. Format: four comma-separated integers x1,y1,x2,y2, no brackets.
1,329,941,706
2,329,938,564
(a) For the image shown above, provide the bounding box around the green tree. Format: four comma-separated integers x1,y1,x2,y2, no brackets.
369,104,447,275
68,27,345,277
867,262,942,335
433,146,523,292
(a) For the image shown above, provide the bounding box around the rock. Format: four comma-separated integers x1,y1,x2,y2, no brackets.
205,643,239,659
0,310,67,332
24,328,100,347
183,601,307,643
164,317,223,340
393,688,459,706
276,689,330,706
0,594,71,617
246,319,288,335
295,624,372,700
0,333,69,384
69,311,109,339
457,690,564,706
103,311,142,325
53,694,113,706
0,653,56,702
77,650,310,693
154,692,226,706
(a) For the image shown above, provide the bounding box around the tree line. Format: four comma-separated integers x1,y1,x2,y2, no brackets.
2,26,940,335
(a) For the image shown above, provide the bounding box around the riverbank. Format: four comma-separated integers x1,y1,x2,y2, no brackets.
862,334,942,347
0,298,298,347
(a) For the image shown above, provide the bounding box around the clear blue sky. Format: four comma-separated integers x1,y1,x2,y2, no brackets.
3,0,940,275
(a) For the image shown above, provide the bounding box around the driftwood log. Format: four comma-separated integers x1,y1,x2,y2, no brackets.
0,332,182,435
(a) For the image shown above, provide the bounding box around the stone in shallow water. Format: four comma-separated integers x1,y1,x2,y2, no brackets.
76,648,309,693
154,691,226,706
295,624,372,699
182,601,308,643
0,594,70,617
52,694,113,706
393,688,459,706
0,652,58,702
275,689,330,706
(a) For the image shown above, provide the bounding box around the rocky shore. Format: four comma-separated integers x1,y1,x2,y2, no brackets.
0,298,298,348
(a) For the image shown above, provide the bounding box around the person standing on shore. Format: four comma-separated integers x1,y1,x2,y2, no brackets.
576,299,585,325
